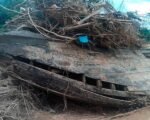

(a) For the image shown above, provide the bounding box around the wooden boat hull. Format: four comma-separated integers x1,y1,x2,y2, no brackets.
7,60,138,107
0,55,143,107
0,31,149,106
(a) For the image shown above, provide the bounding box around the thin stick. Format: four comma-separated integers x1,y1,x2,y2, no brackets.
14,0,27,9
63,81,69,111
4,10,40,26
98,17,132,22
77,10,100,25
27,8,53,39
21,86,30,120
28,8,75,41
63,22,93,31
0,5,23,15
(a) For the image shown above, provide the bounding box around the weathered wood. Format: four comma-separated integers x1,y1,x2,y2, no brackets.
82,75,86,84
97,80,102,88
111,84,116,90
0,33,144,86
6,60,138,107
0,54,143,98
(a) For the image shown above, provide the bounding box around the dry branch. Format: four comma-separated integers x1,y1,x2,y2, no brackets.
77,10,100,25
63,22,93,31
3,0,141,49
28,8,75,41
0,5,24,15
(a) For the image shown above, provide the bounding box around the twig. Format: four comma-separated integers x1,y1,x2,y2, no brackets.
50,23,59,32
77,10,100,25
0,5,23,15
16,24,28,31
27,8,75,41
28,22,65,41
4,10,40,26
42,0,46,8
76,2,114,25
63,81,69,111
63,22,93,31
20,86,30,120
3,99,18,116
27,8,53,39
14,0,27,9
98,17,132,22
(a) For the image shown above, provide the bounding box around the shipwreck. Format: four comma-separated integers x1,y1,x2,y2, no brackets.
0,0,150,107
0,30,149,107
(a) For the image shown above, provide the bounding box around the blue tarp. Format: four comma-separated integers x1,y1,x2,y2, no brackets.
78,36,89,44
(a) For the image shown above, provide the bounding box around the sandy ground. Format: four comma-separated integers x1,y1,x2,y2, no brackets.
33,106,150,120
110,107,150,120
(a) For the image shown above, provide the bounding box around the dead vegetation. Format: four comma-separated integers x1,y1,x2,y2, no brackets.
3,0,142,49
0,66,54,120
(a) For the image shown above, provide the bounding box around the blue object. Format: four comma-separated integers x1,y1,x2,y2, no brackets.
78,36,89,44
